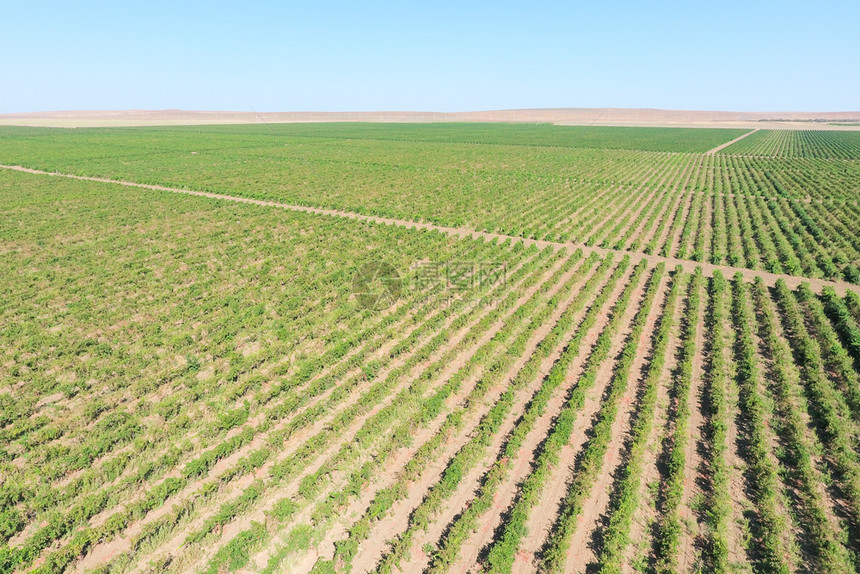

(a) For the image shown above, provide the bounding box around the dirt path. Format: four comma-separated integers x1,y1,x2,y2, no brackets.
0,165,855,296
705,129,759,155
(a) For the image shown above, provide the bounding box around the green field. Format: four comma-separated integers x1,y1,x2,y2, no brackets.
2,124,859,282
719,129,860,158
2,124,860,574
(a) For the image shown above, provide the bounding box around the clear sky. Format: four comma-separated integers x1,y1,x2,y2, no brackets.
2,0,858,113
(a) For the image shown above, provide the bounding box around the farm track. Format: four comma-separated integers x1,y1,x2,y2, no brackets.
705,129,759,155
0,165,854,295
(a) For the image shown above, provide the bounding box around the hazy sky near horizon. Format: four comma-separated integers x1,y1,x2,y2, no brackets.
2,0,858,114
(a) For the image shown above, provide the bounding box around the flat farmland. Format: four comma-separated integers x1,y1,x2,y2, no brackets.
1,124,860,574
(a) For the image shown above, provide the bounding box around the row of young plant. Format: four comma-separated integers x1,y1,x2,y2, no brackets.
92,246,563,574
422,256,640,573
709,190,729,264
642,171,697,257
674,183,708,262
475,258,651,572
846,289,860,323
589,166,676,249
795,284,860,423
3,264,397,551
820,287,860,370
724,156,855,279
304,252,608,574
488,154,694,243
626,156,697,253
666,154,860,280
58,258,533,574
729,275,791,574
229,250,595,574
3,214,486,487
600,176,680,252
773,166,860,259
652,269,703,572
564,155,687,245
734,157,859,279
3,232,526,571
1,221,347,484
720,130,860,160
186,251,584,572
305,252,609,574
751,278,854,573
773,279,860,569
10,234,542,571
700,271,732,573
588,156,697,250
590,266,685,574
536,264,665,573
658,187,697,259
1,211,421,555
574,182,656,246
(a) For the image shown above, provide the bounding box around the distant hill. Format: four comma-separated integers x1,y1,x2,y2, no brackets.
2,107,859,128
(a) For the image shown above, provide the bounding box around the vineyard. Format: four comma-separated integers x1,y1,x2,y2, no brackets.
0,124,859,574
718,129,860,159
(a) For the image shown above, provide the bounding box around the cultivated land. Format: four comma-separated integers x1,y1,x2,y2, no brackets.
1,123,859,574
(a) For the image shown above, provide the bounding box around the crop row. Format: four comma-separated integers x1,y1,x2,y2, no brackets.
718,129,860,159
80,240,586,573
2,126,858,283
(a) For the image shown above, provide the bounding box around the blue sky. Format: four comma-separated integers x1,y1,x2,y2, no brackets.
2,0,858,113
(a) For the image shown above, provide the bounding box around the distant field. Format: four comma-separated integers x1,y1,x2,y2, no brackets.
185,123,750,153
719,128,860,158
2,125,860,574
0,122,749,154
1,124,859,281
